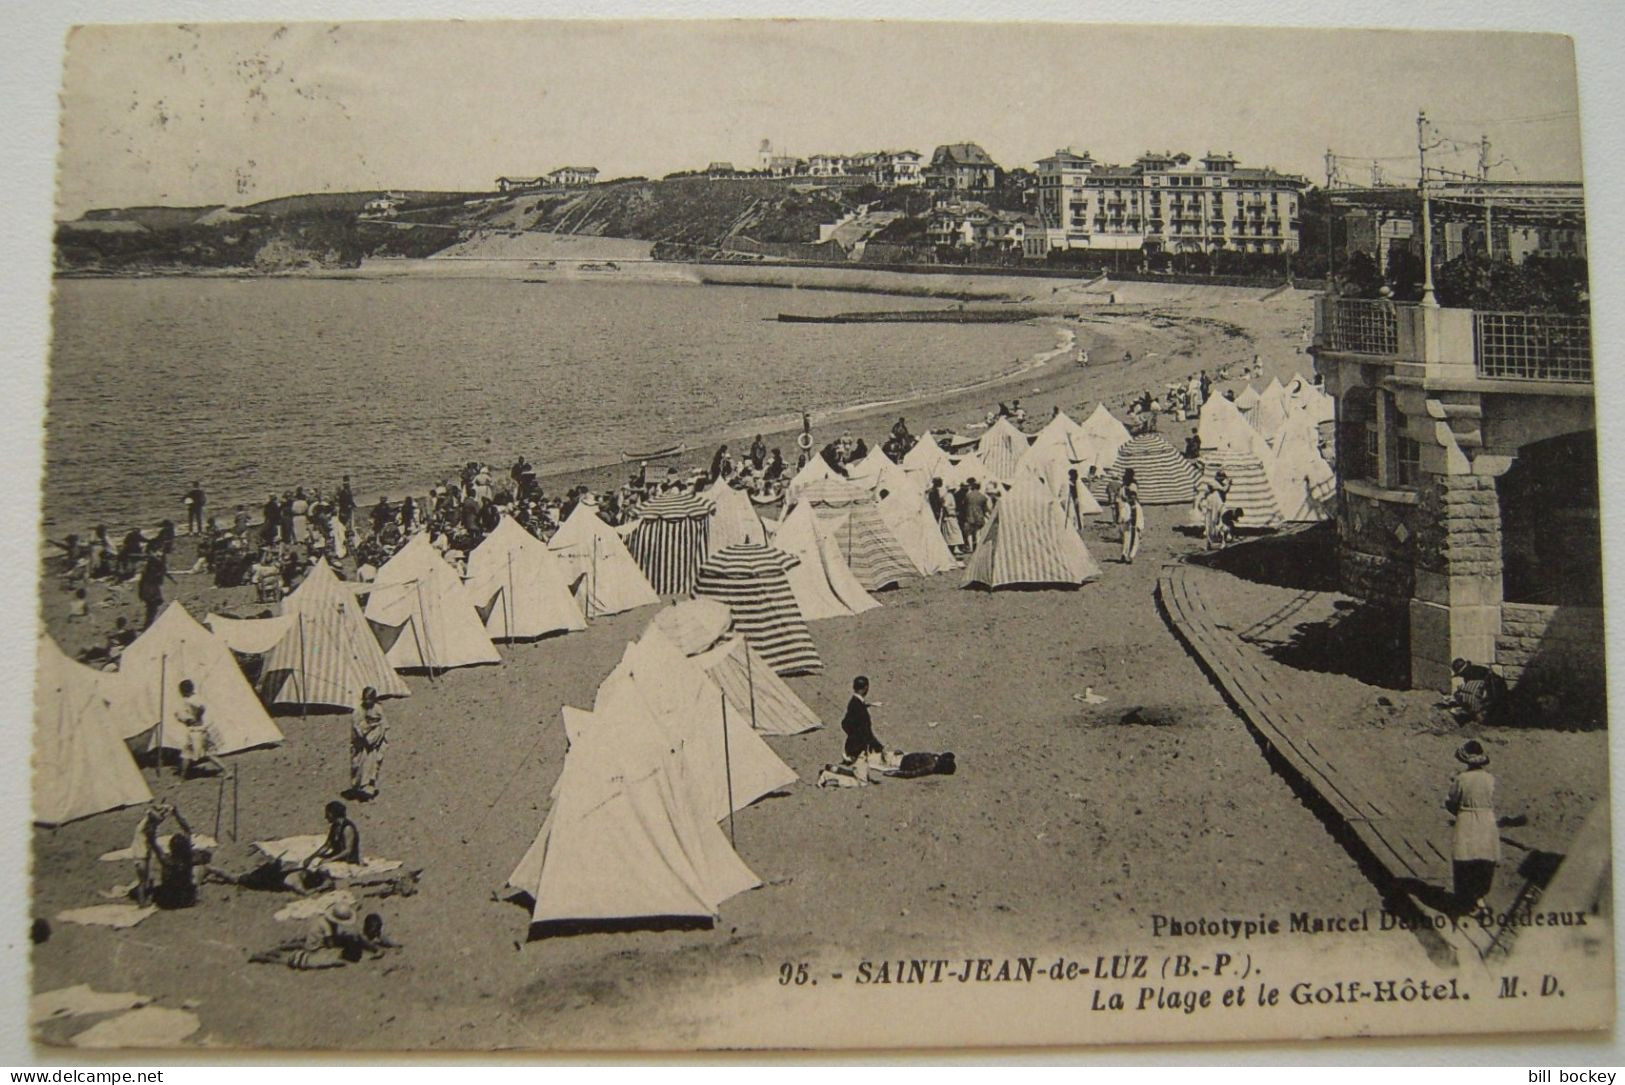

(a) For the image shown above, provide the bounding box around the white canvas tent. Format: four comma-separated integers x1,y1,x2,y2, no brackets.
782,454,848,508
703,480,770,551
768,502,881,620
650,601,822,736
900,434,954,492
208,560,409,710
364,533,501,672
594,628,798,820
1268,413,1337,522
876,473,959,576
1252,377,1289,443
117,603,284,755
1284,374,1335,426
465,516,588,641
545,503,660,617
1199,392,1274,463
505,703,760,930
34,637,152,826
1075,404,1133,475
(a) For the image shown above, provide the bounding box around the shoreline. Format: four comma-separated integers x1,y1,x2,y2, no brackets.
38,312,1093,545
38,266,1300,544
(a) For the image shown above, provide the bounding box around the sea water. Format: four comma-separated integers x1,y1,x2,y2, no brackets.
42,276,1056,532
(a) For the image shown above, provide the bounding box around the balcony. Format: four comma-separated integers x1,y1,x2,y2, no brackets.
1313,296,1592,387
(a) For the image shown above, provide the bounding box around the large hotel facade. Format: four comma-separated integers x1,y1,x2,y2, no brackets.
1031,149,1308,256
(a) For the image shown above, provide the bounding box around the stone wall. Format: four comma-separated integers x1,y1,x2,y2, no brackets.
1416,473,1502,581
1335,490,1417,606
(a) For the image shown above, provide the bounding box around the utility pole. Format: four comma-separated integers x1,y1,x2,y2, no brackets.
1480,133,1495,259
1418,110,1438,307
1324,149,1337,287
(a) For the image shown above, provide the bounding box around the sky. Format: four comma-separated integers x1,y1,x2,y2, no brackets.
57,20,1584,217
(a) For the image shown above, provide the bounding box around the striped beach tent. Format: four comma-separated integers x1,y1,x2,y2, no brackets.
465,516,588,641
693,543,822,677
1199,392,1274,462
963,475,1102,590
546,503,659,617
877,476,960,576
650,600,821,736
209,559,410,710
364,534,501,672
703,480,769,551
1252,377,1288,444
794,482,916,590
627,491,715,596
1200,451,1284,528
783,454,849,507
977,417,1030,481
1233,383,1262,417
116,603,285,755
34,637,152,826
1100,433,1201,506
767,503,880,620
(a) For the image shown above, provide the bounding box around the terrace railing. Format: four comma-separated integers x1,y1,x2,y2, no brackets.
1473,310,1592,383
1322,297,1399,355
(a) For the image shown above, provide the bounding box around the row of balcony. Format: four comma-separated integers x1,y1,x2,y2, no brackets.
1314,296,1592,384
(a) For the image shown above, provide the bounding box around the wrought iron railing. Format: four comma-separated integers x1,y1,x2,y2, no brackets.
1473,310,1592,383
1323,297,1399,355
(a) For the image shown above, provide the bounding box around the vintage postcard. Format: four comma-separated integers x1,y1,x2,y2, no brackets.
28,19,1610,1052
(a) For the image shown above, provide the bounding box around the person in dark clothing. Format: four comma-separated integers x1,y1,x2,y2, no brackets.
840,675,886,763
1446,658,1510,726
336,476,356,530
749,435,767,472
137,555,174,628
184,482,206,536
764,449,786,483
262,495,282,547
819,441,850,477
304,800,362,869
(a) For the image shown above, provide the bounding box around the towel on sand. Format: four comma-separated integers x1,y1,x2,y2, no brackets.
71,1007,200,1048
56,905,157,929
31,986,150,1024
272,890,357,923
254,835,401,878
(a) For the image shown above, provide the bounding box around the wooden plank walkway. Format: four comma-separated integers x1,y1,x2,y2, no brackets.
1156,564,1452,889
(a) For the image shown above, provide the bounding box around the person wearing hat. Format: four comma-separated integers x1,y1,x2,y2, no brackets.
1446,657,1509,727
1445,740,1500,914
349,687,388,801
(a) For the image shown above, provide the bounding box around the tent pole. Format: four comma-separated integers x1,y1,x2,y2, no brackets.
298,613,308,718
156,654,167,778
590,536,598,620
744,637,759,733
506,550,516,645
720,690,736,846
414,580,436,680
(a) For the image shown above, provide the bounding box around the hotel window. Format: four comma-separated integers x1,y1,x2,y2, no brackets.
1391,407,1421,488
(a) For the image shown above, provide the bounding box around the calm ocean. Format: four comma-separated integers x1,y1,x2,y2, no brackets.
42,276,1056,533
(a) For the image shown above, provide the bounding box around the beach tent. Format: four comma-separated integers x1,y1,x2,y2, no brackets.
963,475,1103,590
208,560,410,710
900,434,954,492
596,628,799,819
1199,393,1274,462
841,448,894,491
977,417,1030,481
117,603,284,755
793,480,917,590
1268,413,1337,522
1100,433,1201,506
1074,405,1133,476
1252,377,1289,443
464,516,588,641
505,703,760,932
942,449,1005,491
364,534,501,672
1016,458,1103,529
767,502,881,620
703,480,769,551
876,471,960,576
651,601,821,736
627,491,715,596
1028,410,1090,459
34,637,152,826
546,503,660,617
782,454,848,507
1233,384,1262,416
1200,452,1284,528
693,543,823,677
1284,374,1335,426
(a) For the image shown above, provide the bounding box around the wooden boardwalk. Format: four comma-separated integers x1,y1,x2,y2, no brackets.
1157,564,1453,889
